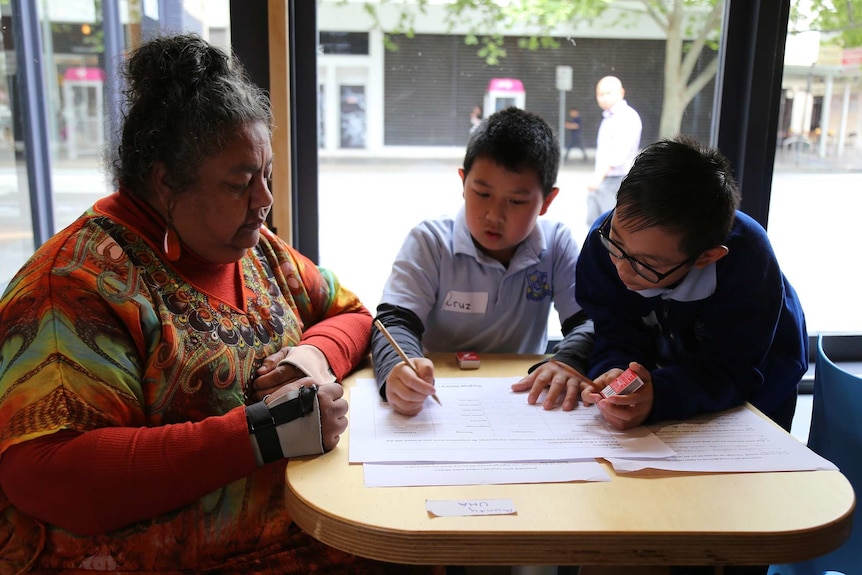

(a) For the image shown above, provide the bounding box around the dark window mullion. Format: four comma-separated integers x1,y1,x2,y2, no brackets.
288,0,320,263
11,0,54,247
230,0,320,262
714,0,790,228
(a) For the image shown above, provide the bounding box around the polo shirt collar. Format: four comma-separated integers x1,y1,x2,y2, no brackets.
453,208,546,270
633,262,718,302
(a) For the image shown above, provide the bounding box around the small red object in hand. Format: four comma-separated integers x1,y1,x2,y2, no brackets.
601,368,644,398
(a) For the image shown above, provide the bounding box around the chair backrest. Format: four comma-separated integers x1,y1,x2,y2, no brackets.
769,334,862,575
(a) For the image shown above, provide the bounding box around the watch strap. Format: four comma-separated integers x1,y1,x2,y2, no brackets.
246,401,282,464
246,385,321,465
268,384,318,422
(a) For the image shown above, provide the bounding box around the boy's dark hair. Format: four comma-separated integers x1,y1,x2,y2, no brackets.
615,135,741,258
463,107,560,197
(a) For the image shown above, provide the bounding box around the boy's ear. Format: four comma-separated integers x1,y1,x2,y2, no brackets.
539,187,559,215
693,245,729,268
458,167,466,184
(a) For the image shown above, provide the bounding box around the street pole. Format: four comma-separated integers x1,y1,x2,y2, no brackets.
555,65,573,157
559,89,566,155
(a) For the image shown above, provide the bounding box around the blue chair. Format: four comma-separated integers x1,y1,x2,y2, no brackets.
769,335,861,575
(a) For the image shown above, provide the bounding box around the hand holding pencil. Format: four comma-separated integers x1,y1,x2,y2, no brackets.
374,319,441,415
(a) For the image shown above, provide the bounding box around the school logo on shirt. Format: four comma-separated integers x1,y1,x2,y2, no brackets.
443,290,489,313
526,271,551,301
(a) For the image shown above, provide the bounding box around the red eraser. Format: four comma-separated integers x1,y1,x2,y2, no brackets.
601,368,644,398
456,351,481,370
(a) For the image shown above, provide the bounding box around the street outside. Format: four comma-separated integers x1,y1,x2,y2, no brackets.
316,150,862,337
0,148,859,337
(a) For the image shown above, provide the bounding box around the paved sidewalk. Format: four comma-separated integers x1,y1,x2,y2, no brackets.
12,140,862,173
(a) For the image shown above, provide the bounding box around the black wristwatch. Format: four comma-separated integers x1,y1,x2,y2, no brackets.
246,384,319,463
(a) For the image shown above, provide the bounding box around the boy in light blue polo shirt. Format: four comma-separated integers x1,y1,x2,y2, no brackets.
371,107,594,416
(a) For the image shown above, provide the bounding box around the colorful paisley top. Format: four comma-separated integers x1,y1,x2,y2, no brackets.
0,192,375,574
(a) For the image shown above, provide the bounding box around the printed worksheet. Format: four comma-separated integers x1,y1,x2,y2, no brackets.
606,406,839,473
348,377,675,463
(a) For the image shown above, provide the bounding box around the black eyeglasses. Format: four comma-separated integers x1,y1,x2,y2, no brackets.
596,212,693,284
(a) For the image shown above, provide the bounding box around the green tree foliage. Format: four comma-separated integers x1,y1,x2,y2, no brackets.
341,0,724,137
797,0,862,47
343,0,862,137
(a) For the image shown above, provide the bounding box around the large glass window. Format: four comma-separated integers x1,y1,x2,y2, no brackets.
0,2,34,284
47,0,117,230
770,28,862,334
313,0,860,341
7,1,858,340
0,0,231,292
315,0,725,337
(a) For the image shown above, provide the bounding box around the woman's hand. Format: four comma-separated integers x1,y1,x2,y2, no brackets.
263,377,348,451
581,362,654,430
314,382,349,451
511,360,592,411
385,358,436,416
249,345,333,403
248,359,307,403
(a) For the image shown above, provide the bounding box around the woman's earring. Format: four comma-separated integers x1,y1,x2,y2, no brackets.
163,214,181,262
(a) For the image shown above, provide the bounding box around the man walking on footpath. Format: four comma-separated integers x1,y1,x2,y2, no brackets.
586,75,642,226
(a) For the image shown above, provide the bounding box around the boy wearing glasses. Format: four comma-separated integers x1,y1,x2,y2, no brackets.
576,135,807,433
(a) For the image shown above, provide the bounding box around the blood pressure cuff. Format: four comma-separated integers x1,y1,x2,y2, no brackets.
246,384,324,465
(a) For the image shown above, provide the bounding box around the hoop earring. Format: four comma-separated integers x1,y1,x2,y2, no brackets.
163,214,181,262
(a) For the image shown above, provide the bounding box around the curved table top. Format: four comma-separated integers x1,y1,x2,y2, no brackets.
285,354,855,566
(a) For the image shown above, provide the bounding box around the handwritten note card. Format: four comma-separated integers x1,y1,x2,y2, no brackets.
426,499,517,517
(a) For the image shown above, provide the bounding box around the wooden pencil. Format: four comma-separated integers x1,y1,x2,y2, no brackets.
374,319,441,406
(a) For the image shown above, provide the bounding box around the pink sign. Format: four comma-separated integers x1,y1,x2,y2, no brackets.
487,78,524,93
842,47,862,66
63,67,106,82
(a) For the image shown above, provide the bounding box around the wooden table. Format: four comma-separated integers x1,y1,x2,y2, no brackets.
285,354,855,566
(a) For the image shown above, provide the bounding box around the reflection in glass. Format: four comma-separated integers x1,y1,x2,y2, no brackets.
0,1,34,289
0,0,231,292
339,85,367,148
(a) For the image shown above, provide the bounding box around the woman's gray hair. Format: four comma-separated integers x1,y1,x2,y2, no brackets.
111,33,272,197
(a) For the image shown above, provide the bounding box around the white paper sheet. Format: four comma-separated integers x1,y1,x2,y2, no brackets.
349,377,675,463
606,406,839,473
362,460,611,487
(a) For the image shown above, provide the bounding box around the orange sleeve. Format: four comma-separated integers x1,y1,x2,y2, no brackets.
301,305,373,380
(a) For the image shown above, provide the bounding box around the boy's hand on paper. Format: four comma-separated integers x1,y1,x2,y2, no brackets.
582,362,654,430
511,360,592,411
385,358,436,416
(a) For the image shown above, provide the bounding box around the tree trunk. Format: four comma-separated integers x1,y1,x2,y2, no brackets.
660,89,686,138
